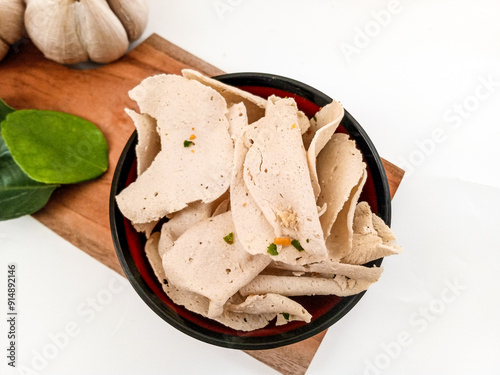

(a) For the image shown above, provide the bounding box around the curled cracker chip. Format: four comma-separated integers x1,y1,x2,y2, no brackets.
317,133,366,241
162,200,214,242
341,202,402,265
228,293,312,325
226,102,249,141
268,260,383,283
242,98,327,264
305,100,344,198
116,74,233,223
162,212,270,317
239,275,374,297
182,69,266,123
133,220,158,239
125,108,160,176
146,230,273,331
326,169,367,261
230,125,277,255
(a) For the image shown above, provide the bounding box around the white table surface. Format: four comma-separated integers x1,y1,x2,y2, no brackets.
2,1,500,374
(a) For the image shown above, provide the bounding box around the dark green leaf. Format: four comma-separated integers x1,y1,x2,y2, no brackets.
0,98,15,123
0,135,58,221
2,110,108,184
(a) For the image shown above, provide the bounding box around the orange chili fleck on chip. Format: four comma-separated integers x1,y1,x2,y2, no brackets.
273,237,292,246
189,134,196,140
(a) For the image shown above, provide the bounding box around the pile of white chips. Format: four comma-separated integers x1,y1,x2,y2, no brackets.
116,70,402,331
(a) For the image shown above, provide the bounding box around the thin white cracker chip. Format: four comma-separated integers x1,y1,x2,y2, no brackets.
133,220,158,239
156,199,215,258
372,213,398,243
297,110,311,135
182,69,266,124
228,293,312,325
317,133,366,241
216,301,275,331
268,260,383,283
212,198,230,217
145,232,164,282
158,223,174,259
305,100,344,198
226,102,249,141
341,202,402,265
125,108,160,176
268,95,310,134
162,200,214,242
146,231,273,331
303,100,343,149
239,275,374,297
116,74,233,224
230,124,277,255
326,169,367,261
243,97,327,264
162,212,271,317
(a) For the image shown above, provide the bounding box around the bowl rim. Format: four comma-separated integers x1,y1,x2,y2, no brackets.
109,72,391,350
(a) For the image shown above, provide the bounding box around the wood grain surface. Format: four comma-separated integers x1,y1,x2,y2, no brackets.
0,34,404,375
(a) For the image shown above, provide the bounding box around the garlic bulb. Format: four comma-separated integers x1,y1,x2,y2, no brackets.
0,0,25,61
24,0,148,65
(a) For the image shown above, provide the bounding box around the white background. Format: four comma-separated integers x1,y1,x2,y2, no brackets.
1,0,500,374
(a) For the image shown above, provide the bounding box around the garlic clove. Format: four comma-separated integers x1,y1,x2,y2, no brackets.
0,0,25,60
106,0,148,41
74,0,129,64
25,0,88,64
0,0,25,44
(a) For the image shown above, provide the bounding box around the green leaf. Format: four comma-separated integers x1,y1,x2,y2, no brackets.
2,110,108,184
0,98,15,123
0,135,58,221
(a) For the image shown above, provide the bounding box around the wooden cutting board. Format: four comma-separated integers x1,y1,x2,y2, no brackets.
0,34,404,375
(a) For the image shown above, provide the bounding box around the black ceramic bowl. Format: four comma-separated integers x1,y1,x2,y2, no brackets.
109,73,391,350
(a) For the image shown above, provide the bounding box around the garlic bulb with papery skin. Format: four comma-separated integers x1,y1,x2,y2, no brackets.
24,0,148,65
